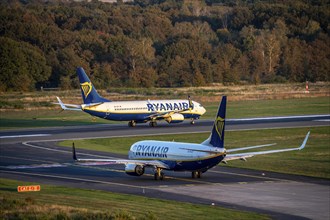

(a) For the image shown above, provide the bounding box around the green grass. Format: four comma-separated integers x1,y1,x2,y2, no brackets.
60,126,330,179
0,179,269,220
204,97,330,119
0,110,123,129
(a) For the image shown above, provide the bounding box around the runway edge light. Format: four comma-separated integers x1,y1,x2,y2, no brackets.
17,185,41,192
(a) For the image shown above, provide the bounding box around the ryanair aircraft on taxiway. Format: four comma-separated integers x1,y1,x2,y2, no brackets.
55,67,206,127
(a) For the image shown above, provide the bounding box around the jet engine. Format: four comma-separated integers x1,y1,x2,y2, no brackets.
165,113,185,123
125,164,145,176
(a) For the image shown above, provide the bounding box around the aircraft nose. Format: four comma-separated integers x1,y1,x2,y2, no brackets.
201,106,206,115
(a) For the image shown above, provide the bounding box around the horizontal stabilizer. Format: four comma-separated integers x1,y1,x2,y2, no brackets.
55,97,82,111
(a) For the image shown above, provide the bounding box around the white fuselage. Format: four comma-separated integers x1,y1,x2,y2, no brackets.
81,100,206,122
128,140,226,171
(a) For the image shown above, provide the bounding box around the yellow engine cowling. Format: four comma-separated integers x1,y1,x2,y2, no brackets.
165,113,185,123
125,164,145,176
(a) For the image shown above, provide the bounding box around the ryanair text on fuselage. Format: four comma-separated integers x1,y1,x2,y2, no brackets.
133,144,169,158
147,102,190,112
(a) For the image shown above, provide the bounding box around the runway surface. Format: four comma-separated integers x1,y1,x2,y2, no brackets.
1,114,329,144
1,115,329,219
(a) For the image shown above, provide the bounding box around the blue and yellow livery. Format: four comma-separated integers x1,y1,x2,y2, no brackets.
55,67,206,127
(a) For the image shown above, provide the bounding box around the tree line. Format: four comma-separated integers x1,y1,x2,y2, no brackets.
0,0,329,91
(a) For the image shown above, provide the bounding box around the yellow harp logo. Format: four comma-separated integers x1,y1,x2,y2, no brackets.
80,82,92,98
215,116,225,140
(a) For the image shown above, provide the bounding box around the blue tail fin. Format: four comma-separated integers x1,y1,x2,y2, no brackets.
77,67,110,104
209,96,226,148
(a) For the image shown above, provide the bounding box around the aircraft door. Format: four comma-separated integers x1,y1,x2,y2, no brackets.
105,105,113,118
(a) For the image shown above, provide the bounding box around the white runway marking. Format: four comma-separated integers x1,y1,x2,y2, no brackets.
228,114,330,121
0,134,51,139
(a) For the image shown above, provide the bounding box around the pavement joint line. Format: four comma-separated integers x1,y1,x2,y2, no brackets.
162,175,222,185
75,165,126,173
0,170,153,189
0,156,52,164
209,170,294,183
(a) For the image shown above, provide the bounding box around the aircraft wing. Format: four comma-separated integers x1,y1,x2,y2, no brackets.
146,110,180,120
223,131,310,163
145,106,194,121
54,97,82,111
72,146,169,169
74,159,170,169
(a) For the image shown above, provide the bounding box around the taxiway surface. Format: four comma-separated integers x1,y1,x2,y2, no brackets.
1,114,329,144
1,115,329,219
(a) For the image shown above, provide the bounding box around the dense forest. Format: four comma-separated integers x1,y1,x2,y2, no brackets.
0,0,329,91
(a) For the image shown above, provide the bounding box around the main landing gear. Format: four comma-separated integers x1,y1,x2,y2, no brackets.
191,171,202,178
128,121,136,127
153,169,201,180
149,121,157,127
190,119,195,125
154,168,164,180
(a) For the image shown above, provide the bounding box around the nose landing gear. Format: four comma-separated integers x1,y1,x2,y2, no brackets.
149,121,157,127
192,171,201,178
128,121,136,127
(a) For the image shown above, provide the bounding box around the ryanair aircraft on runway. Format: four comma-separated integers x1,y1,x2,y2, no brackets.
73,96,310,180
56,67,206,127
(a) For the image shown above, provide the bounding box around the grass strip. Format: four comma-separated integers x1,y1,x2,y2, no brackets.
0,178,269,220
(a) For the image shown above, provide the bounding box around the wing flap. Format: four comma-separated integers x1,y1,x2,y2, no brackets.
226,143,277,153
179,147,225,154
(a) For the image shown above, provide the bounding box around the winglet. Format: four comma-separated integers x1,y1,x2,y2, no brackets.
72,142,78,161
299,131,310,150
56,96,67,110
